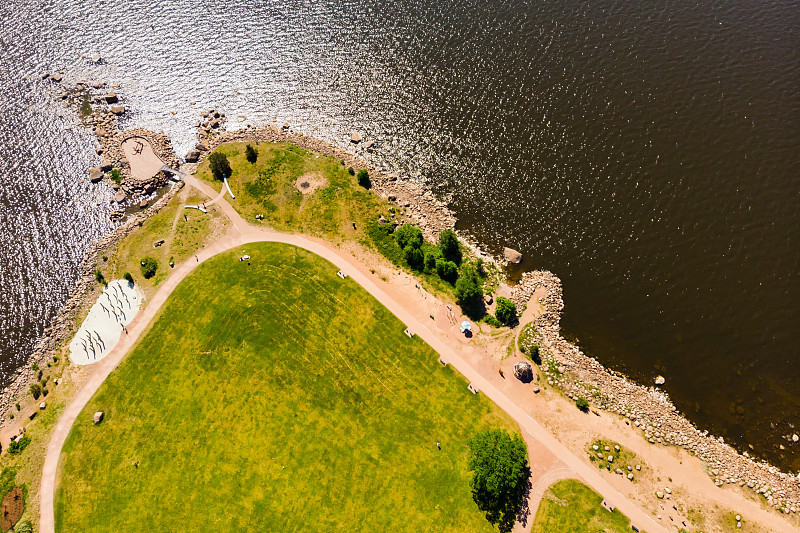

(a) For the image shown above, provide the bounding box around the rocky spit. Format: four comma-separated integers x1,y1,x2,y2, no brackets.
512,271,800,514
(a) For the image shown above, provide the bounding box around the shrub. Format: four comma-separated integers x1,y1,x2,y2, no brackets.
94,270,106,285
123,272,134,284
438,229,462,265
357,169,371,189
15,521,33,533
8,436,31,455
467,429,530,533
395,224,423,250
435,259,458,284
404,246,424,271
495,297,517,326
140,257,158,279
576,397,590,411
29,383,42,400
347,166,355,175
455,269,483,314
14,403,19,411
483,314,501,328
208,151,232,181
245,144,258,163
110,168,122,184
424,252,437,273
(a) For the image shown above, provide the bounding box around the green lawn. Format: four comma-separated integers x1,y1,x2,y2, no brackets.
55,242,516,532
532,479,634,533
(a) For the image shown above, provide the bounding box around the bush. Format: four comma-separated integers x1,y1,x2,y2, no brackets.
110,168,122,184
8,436,31,455
14,403,19,411
29,383,42,400
123,272,134,284
208,151,232,181
15,521,33,533
140,257,158,279
482,314,501,328
435,259,458,284
455,270,483,314
94,270,106,285
576,397,590,411
245,144,258,163
404,246,424,271
438,229,462,265
495,297,518,326
347,166,355,176
395,224,423,250
356,169,371,189
424,252,437,273
467,429,530,533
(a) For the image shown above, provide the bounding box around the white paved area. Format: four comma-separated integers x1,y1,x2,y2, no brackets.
68,280,142,365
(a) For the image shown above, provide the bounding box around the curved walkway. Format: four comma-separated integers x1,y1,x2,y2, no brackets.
40,175,671,533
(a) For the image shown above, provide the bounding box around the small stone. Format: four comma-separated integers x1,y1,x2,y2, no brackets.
793,434,799,443
656,491,664,499
105,93,118,103
604,446,611,451
655,375,666,385
39,402,47,410
607,456,614,463
592,445,599,451
627,465,632,471
93,411,104,424
532,385,540,394
185,150,200,163
350,131,363,143
627,473,634,480
664,487,672,494
111,105,125,115
139,199,148,209
88,166,103,183
735,515,741,521
615,468,623,475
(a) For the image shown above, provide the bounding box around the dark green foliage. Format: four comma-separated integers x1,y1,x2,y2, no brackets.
366,220,404,265
576,397,590,411
455,266,484,316
357,169,371,189
29,383,42,400
395,224,423,250
438,229,462,265
494,297,517,326
8,436,31,455
347,166,355,175
208,152,232,181
110,168,122,185
436,260,459,284
14,403,20,411
467,429,530,533
482,315,501,328
80,94,92,117
404,247,424,271
123,272,134,284
244,144,258,163
95,270,106,285
424,252,437,273
140,257,158,279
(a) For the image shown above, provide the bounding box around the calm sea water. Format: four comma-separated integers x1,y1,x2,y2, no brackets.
0,0,797,469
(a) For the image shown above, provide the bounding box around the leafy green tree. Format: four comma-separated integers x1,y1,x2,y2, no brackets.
467,429,530,533
455,266,484,315
245,144,258,163
436,259,458,284
357,169,371,189
123,272,134,284
208,151,232,181
404,246,424,271
494,297,517,326
424,251,437,273
576,397,590,411
140,257,158,279
395,224,423,250
438,229,462,265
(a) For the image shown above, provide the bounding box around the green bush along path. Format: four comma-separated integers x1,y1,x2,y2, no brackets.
55,242,516,532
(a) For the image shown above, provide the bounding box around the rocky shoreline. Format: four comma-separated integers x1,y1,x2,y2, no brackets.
512,271,800,514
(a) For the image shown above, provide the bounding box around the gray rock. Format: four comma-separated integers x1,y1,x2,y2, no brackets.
105,93,118,103
656,491,664,499
185,150,200,163
93,411,104,424
114,191,126,203
100,160,113,171
40,401,47,410
88,166,103,183
139,199,149,209
111,105,125,115
504,247,523,263
484,294,494,305
350,131,363,143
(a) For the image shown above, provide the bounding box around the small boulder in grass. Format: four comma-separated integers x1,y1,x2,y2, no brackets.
39,402,47,410
93,411,104,424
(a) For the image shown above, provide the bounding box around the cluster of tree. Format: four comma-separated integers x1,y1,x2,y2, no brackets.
140,257,158,279
467,429,530,533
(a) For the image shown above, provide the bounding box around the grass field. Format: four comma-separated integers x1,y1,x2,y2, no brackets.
55,242,517,532
532,479,633,533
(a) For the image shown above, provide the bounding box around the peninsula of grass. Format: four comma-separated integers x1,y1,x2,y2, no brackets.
55,242,516,532
532,479,634,533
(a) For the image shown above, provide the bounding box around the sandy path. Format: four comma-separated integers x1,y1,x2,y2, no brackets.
39,175,793,533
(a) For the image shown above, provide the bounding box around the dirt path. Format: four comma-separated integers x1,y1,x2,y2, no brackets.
39,176,794,533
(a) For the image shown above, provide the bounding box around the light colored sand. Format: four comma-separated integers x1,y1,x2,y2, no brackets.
120,136,164,180
295,172,327,194
68,280,142,366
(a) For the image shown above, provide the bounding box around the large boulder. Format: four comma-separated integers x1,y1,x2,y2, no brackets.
88,166,103,183
185,150,200,163
504,247,523,264
93,411,104,424
350,131,363,143
111,106,125,115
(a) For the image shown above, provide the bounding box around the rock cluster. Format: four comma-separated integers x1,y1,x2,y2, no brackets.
512,271,800,512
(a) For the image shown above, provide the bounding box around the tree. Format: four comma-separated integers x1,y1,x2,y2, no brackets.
245,144,258,163
140,257,158,279
436,259,458,284
424,251,437,273
357,169,371,189
29,383,42,400
494,297,518,326
208,151,232,181
467,429,530,533
438,229,462,265
455,269,483,314
576,397,590,411
8,435,31,455
404,246,424,271
123,272,134,284
395,224,423,250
